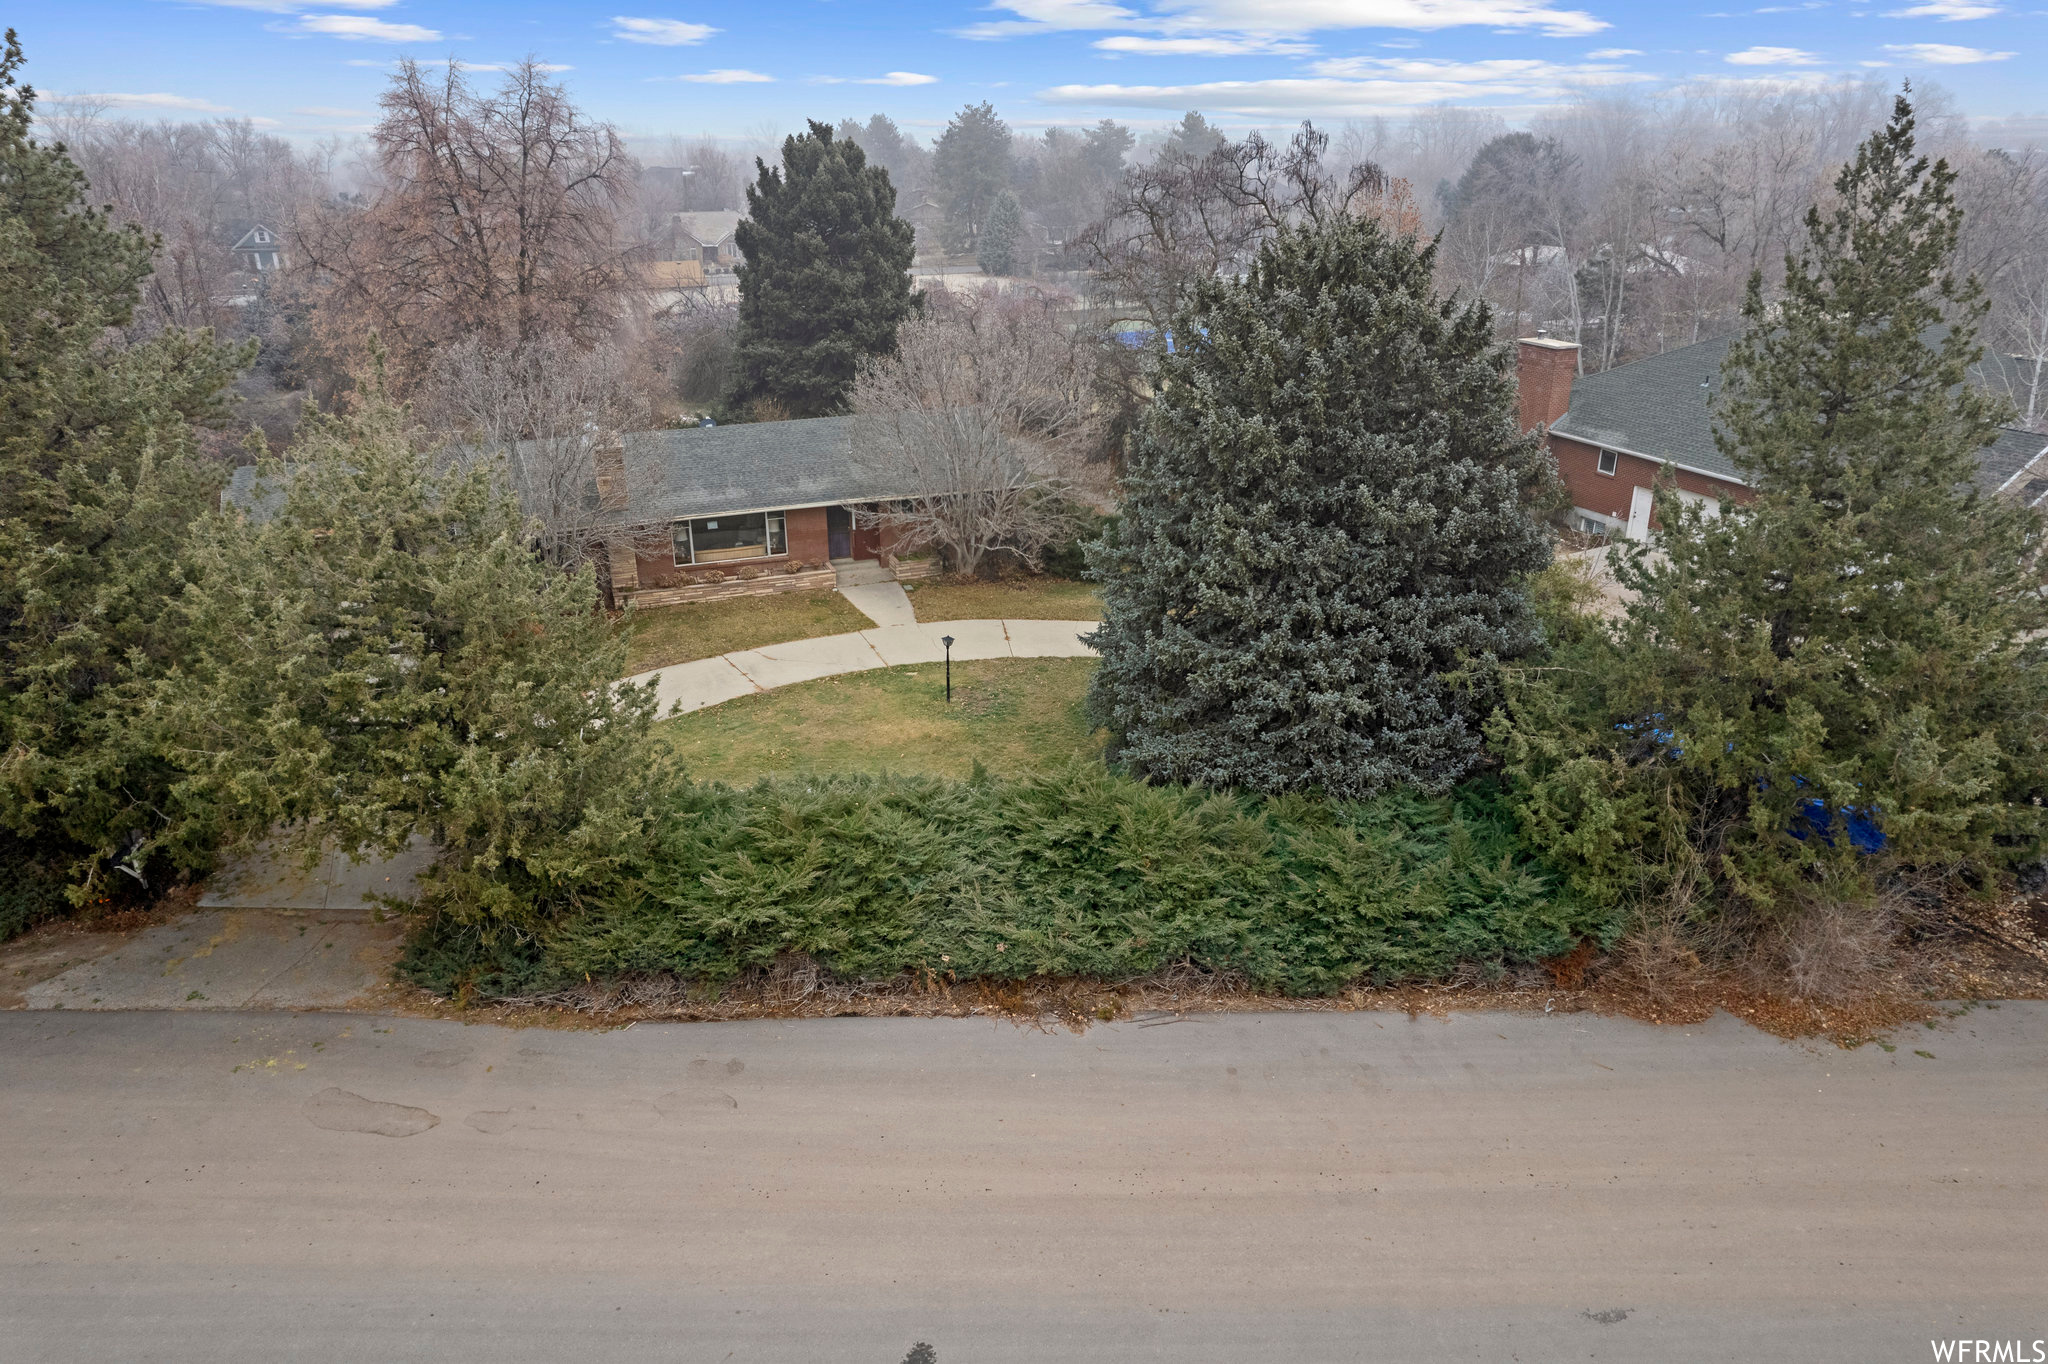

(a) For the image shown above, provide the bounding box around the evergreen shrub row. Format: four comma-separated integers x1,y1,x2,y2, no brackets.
399,761,1613,1001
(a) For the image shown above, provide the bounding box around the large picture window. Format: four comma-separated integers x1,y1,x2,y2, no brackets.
674,510,787,565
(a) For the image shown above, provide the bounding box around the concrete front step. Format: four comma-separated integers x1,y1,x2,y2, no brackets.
830,559,897,588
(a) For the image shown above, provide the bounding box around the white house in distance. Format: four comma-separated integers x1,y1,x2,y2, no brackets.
225,220,286,274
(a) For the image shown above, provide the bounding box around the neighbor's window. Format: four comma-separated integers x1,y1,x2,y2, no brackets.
1597,449,1619,476
673,510,787,565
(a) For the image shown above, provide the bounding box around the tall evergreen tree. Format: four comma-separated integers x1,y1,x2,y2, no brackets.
0,29,248,898
156,378,670,929
1088,213,1555,798
932,102,1013,253
1163,110,1225,160
976,189,1023,276
1493,94,2048,915
728,120,916,419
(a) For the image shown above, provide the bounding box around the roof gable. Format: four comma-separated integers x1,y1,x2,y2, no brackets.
228,222,280,251
1550,334,1742,483
669,210,742,248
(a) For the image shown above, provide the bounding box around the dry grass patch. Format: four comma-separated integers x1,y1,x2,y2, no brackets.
382,923,2046,1043
624,590,874,674
904,574,1101,623
657,657,1105,782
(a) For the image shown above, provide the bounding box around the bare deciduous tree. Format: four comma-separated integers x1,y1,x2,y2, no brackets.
850,287,1108,576
298,59,640,391
1993,250,2048,431
35,104,331,335
425,331,654,568
1075,122,1384,330
653,287,739,406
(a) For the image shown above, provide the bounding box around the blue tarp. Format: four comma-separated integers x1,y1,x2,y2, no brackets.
1616,715,1888,853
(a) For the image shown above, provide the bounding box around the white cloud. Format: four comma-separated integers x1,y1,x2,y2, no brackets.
1094,34,1315,54
292,105,371,115
1039,56,1655,115
178,0,394,10
961,0,1608,41
1679,71,1839,92
1315,54,1651,83
678,68,774,82
1724,45,1822,63
1886,0,2001,16
1882,40,2015,60
1587,46,1641,57
858,71,941,84
611,16,719,45
297,14,441,40
344,58,574,72
61,91,233,112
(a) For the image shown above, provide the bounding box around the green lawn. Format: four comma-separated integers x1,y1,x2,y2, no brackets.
658,657,1105,783
625,590,874,675
903,574,1102,623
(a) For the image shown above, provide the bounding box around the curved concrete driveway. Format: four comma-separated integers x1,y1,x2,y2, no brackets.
625,617,1101,717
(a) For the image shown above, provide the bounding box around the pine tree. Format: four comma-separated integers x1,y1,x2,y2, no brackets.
155,376,670,929
0,29,248,897
1164,110,1225,160
976,189,1022,277
727,120,915,419
1493,93,2048,914
1087,213,1555,798
932,102,1012,253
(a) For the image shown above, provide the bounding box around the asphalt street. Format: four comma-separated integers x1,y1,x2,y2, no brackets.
3,1005,2043,1363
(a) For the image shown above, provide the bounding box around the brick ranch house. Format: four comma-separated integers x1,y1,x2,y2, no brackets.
1516,333,2048,539
592,415,935,609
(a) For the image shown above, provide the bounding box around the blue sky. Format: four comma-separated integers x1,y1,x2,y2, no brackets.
13,0,2044,143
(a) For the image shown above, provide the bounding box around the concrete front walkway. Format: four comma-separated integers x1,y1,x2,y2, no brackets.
835,579,917,628
625,617,1100,717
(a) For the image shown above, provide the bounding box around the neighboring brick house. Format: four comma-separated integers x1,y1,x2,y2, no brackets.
1517,333,2048,539
226,417,936,611
594,416,931,609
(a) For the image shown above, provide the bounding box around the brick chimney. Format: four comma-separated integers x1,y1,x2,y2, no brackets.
593,433,630,513
1516,335,1580,435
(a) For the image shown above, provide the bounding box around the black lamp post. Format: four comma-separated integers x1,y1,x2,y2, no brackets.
940,635,955,702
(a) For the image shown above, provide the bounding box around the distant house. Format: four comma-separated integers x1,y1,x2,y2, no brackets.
225,220,286,273
901,192,947,256
663,211,743,273
1518,333,2048,539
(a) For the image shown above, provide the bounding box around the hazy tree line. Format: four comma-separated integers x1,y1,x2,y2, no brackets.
1399,83,2047,400
39,65,2048,449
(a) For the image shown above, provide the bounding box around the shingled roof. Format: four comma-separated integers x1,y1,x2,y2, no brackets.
223,417,918,527
1550,333,2048,495
1549,334,1744,482
606,416,916,524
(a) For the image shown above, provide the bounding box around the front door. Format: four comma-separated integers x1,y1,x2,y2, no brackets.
826,504,852,559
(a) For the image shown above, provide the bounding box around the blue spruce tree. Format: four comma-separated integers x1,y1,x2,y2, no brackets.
1087,213,1555,797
